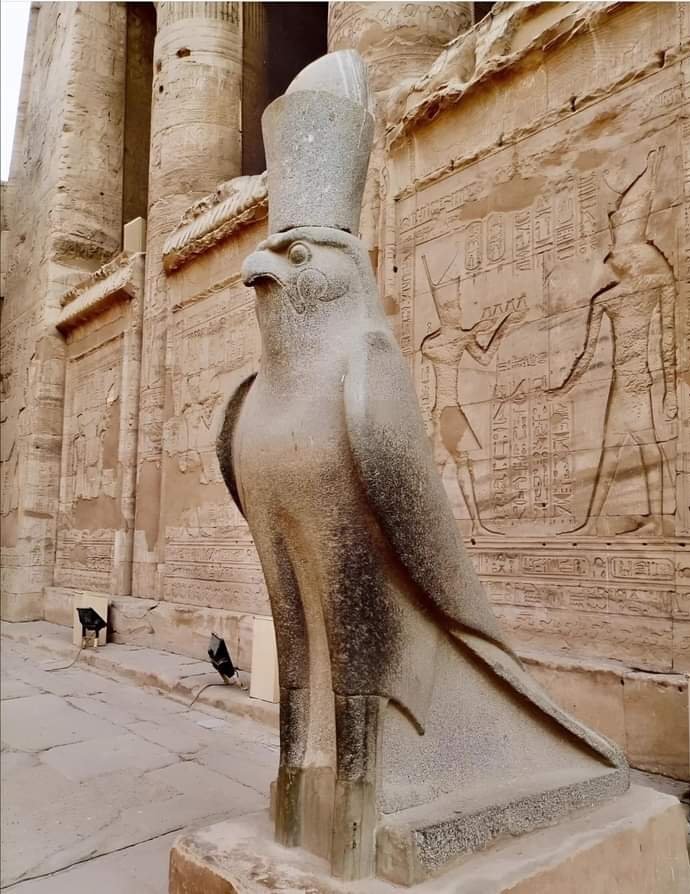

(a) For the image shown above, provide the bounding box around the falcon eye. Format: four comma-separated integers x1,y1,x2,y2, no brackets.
288,242,310,266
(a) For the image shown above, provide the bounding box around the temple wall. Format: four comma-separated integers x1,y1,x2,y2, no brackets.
385,1,688,672
144,1,688,776
1,2,127,620
381,1,689,778
132,0,244,601
1,1,687,778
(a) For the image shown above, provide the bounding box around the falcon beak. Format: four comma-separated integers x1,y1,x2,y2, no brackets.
241,250,283,289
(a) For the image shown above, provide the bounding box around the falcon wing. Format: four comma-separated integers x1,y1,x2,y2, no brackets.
344,331,625,768
216,373,257,519
343,330,510,652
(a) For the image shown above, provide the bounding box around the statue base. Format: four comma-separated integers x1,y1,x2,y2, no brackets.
169,786,689,893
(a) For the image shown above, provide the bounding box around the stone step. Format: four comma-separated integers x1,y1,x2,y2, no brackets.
0,619,279,730
39,589,690,781
43,586,265,671
169,786,690,893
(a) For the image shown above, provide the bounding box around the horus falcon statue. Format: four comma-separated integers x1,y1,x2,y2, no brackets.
217,51,627,883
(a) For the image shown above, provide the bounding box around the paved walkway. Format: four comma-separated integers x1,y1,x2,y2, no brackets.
1,635,279,892
2,626,687,892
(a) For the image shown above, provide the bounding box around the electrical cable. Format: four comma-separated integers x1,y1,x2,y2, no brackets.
188,681,228,708
44,647,83,672
188,671,247,708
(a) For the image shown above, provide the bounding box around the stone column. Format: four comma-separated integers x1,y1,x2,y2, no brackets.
328,3,472,93
1,3,127,620
133,2,243,599
328,2,472,310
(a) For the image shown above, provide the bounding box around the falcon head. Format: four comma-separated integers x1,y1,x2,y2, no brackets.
241,227,375,319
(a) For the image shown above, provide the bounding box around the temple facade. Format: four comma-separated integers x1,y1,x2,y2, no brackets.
1,1,687,781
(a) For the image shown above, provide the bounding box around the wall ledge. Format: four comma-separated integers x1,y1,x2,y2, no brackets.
162,173,268,274
56,251,145,333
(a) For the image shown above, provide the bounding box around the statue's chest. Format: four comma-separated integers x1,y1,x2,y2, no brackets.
234,374,349,497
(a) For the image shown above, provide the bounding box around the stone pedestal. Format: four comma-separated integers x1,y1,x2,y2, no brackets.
169,786,689,893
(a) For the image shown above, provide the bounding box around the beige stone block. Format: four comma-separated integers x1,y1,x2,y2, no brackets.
107,597,252,669
523,651,689,780
623,671,689,781
123,216,146,253
72,594,109,647
525,657,626,748
0,591,44,622
169,787,690,894
249,617,279,704
673,619,690,673
237,614,254,670
43,586,87,627
499,605,673,673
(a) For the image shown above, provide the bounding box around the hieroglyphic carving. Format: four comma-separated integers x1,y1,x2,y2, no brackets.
167,280,259,485
55,335,123,590
420,254,524,535
490,381,575,529
676,58,690,536
390,45,685,670
469,540,680,671
394,75,682,542
0,307,43,523
52,251,144,596
163,278,262,609
164,528,268,614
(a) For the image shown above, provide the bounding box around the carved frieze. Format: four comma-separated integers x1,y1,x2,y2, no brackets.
57,251,145,332
162,270,263,612
388,10,687,671
54,252,145,595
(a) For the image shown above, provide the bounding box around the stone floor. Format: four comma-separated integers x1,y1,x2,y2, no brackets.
2,627,687,892
1,634,279,892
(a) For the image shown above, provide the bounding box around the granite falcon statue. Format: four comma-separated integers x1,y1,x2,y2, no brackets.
217,51,627,883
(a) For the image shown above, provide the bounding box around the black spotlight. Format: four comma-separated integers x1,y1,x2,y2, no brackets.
77,607,107,648
208,633,240,684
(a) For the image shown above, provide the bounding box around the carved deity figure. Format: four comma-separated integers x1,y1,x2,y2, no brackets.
549,148,677,536
177,370,222,484
420,255,525,535
217,52,627,884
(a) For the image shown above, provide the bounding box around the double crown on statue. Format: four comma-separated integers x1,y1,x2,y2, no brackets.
261,51,375,236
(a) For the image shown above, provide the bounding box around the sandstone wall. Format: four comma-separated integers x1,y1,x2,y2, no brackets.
132,0,244,601
148,1,688,777
378,0,689,779
2,1,687,778
383,1,688,678
1,2,127,620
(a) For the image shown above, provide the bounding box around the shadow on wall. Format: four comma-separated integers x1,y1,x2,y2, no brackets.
241,3,329,176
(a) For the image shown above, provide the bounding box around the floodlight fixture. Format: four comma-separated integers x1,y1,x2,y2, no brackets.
77,606,107,648
208,633,240,684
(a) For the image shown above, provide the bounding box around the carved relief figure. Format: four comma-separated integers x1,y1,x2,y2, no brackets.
178,371,222,484
420,255,524,535
69,361,120,503
549,148,677,536
71,413,89,500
